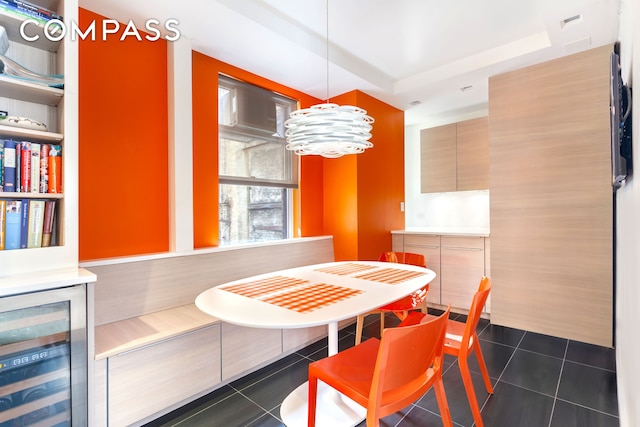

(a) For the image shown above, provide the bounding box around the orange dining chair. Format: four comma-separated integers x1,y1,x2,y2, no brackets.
308,306,453,427
354,251,429,345
399,276,493,427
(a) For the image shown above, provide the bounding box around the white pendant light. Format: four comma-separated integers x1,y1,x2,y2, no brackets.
284,1,374,158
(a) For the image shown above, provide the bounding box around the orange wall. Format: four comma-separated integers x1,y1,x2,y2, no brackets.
78,9,402,260
78,8,169,260
324,91,405,261
191,52,324,248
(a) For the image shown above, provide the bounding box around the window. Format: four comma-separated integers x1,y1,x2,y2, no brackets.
218,75,298,245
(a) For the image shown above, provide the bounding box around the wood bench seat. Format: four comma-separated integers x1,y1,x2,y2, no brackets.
94,303,219,360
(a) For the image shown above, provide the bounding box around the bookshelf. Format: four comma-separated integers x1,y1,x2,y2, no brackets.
0,0,78,276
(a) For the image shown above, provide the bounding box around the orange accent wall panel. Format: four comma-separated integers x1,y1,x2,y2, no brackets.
78,8,169,260
191,52,323,248
324,91,405,261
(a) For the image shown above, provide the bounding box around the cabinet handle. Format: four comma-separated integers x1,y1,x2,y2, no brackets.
405,244,439,249
442,246,483,251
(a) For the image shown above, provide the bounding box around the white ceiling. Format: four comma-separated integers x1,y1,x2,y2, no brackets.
78,0,621,126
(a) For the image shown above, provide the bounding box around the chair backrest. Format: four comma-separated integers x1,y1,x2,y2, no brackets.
378,251,427,268
460,276,492,356
368,306,450,417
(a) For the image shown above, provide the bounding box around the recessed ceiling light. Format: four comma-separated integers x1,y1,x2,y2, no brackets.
409,100,421,106
561,14,583,28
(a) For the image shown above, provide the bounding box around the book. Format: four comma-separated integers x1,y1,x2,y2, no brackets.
41,199,55,247
15,142,20,192
2,140,16,192
20,198,28,248
27,199,44,248
0,140,4,191
4,199,21,250
48,145,61,193
1,0,64,21
19,141,30,192
39,143,49,193
30,142,40,192
0,199,5,250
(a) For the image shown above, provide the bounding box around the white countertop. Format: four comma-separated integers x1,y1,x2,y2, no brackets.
0,267,97,297
392,227,490,237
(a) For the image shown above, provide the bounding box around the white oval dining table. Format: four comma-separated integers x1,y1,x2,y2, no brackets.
195,260,436,427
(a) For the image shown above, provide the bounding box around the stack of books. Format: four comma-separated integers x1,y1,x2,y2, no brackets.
0,0,63,31
0,197,56,250
0,139,62,194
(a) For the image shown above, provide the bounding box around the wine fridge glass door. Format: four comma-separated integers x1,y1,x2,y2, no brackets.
0,285,87,426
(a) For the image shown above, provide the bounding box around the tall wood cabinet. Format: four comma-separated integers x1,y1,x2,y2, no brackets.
0,0,79,276
489,45,613,347
420,117,489,193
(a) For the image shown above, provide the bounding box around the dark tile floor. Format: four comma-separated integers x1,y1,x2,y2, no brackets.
144,310,618,427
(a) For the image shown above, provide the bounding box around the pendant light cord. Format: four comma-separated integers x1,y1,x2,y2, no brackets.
326,0,330,103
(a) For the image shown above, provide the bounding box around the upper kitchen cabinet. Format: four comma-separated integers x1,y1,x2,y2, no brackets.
420,117,489,193
420,123,456,192
456,117,489,191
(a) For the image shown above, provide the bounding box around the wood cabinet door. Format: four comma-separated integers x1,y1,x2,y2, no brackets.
221,323,282,381
108,326,221,426
404,235,441,305
440,237,485,310
420,124,457,193
489,45,612,346
457,117,489,191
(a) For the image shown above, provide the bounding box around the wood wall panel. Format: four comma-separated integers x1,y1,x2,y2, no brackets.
87,237,334,326
488,45,613,346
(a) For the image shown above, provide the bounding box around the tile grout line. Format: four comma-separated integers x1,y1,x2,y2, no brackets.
547,338,570,427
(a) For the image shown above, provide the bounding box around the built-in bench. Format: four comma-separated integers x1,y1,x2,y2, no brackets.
83,236,336,427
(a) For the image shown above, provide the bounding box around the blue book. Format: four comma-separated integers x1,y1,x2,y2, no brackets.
5,199,21,249
2,140,16,192
20,198,29,248
0,139,4,190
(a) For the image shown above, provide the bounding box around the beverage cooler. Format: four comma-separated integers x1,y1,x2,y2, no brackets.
0,285,87,427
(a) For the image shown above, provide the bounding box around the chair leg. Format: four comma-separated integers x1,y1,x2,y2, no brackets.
458,357,486,427
420,299,428,314
308,375,318,427
355,314,365,345
433,376,453,427
472,334,494,394
379,313,385,337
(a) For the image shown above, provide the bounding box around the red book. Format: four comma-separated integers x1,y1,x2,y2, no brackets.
20,141,31,192
48,145,62,193
41,200,56,247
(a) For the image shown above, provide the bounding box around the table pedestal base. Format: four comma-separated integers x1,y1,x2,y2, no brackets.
280,380,366,427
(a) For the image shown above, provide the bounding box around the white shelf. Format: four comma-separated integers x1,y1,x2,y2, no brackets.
0,123,63,142
0,74,64,105
0,9,61,52
0,192,63,199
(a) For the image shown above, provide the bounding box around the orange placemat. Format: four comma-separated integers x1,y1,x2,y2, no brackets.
314,263,377,276
262,283,362,313
221,276,308,298
355,267,427,285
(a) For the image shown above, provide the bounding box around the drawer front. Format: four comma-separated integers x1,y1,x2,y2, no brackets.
403,234,441,247
108,325,221,426
391,234,404,252
441,235,485,250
